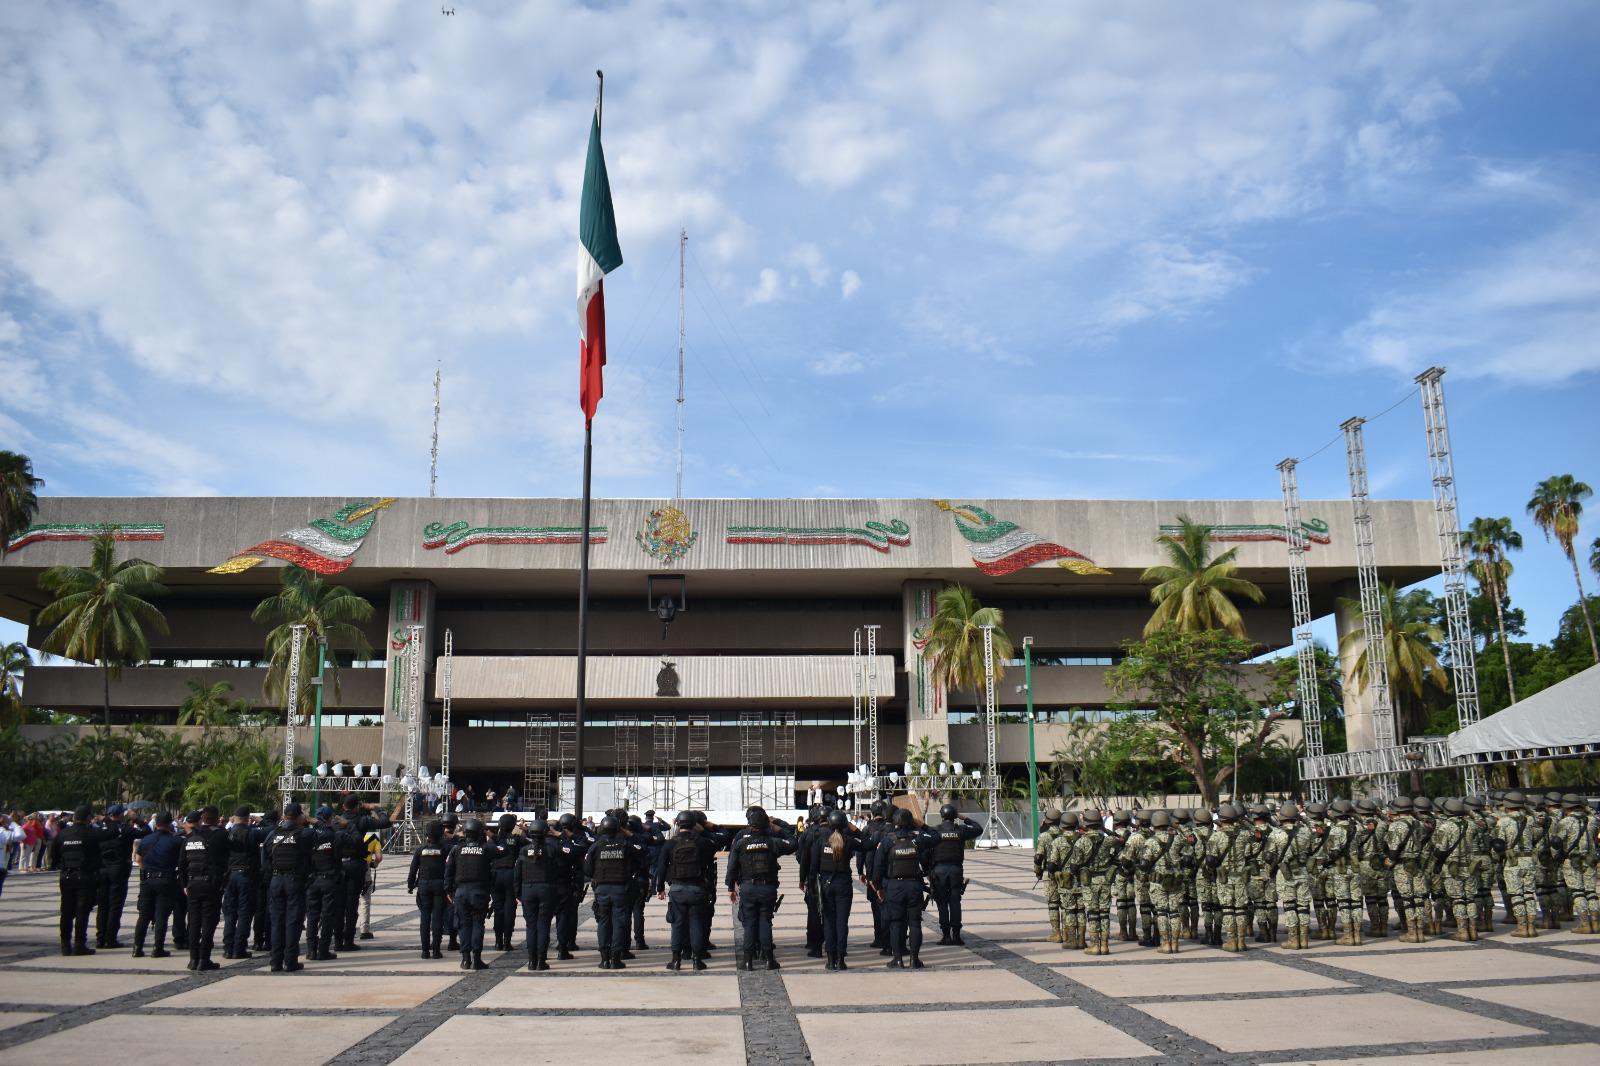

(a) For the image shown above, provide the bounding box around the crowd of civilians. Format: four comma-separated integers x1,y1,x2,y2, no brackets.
1,811,62,878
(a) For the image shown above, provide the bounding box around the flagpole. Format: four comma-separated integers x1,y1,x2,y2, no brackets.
574,69,604,820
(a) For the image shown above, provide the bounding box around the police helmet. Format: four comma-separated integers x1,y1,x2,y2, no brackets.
316,805,334,821
107,803,126,817
628,815,644,833
940,804,958,822
442,813,461,828
557,813,578,831
746,806,769,830
528,819,549,836
1149,810,1171,828
462,818,485,840
600,816,620,835
498,813,516,832
870,800,887,818
691,810,708,825
810,803,824,821
893,808,915,830
426,820,445,843
828,809,848,830
1044,808,1062,824
283,801,303,819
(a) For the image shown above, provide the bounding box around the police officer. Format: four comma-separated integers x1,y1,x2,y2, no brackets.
336,808,374,953
797,803,828,958
727,806,794,971
252,809,279,952
222,806,265,959
447,817,500,969
132,810,184,958
857,800,890,952
263,802,314,972
303,807,344,961
697,811,734,956
95,803,144,948
554,812,585,958
630,813,662,952
585,815,645,969
180,805,230,971
872,807,931,969
656,811,717,971
515,819,569,971
927,803,982,945
408,820,451,959
51,805,114,955
808,808,862,971
489,813,522,952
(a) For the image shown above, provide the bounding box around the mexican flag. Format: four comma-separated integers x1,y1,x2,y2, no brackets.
577,108,623,426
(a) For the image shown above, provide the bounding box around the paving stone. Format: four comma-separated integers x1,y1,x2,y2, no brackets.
1268,1044,1600,1066
1451,981,1600,1027
21,950,254,972
0,1014,51,1033
798,1004,1156,1065
784,968,1051,1007
472,973,741,1010
0,970,180,1006
0,1013,390,1066
391,1014,745,1064
1136,991,1542,1053
1317,949,1600,984
154,973,462,1009
1057,958,1351,996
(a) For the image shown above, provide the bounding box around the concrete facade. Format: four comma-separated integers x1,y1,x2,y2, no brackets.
3,494,1438,793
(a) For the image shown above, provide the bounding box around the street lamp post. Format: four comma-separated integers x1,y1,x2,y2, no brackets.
1023,636,1038,846
310,640,327,811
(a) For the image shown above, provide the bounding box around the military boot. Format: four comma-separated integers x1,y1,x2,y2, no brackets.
824,953,837,971
764,950,780,971
1580,914,1600,934
885,955,905,968
1166,929,1181,954
1336,924,1357,946
1511,917,1538,938
1047,913,1062,943
1349,918,1364,946
909,954,926,969
666,952,682,971
472,951,488,971
1118,908,1136,942
738,950,753,970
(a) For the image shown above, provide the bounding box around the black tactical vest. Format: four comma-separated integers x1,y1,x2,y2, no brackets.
519,841,552,884
454,842,490,884
270,827,304,873
669,836,702,881
741,838,774,881
227,824,257,871
184,834,217,878
491,835,519,870
338,830,367,870
933,825,965,864
592,840,630,885
59,828,92,875
415,844,446,880
888,835,921,879
816,838,848,874
311,834,340,874
99,827,126,866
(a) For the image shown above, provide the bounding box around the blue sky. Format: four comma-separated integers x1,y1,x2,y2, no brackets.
2,1,1598,647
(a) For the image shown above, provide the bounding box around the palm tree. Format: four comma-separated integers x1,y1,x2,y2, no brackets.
1592,536,1600,582
0,451,44,563
176,679,251,727
37,533,168,726
1463,516,1523,703
253,566,374,717
1338,584,1449,739
1,640,30,728
1142,515,1265,638
922,585,1012,711
1527,475,1598,664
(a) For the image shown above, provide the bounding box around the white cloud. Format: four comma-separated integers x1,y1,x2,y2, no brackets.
1338,209,1600,383
779,103,907,190
810,351,863,376
840,269,861,300
747,267,782,305
790,242,830,287
0,311,20,346
1096,242,1253,328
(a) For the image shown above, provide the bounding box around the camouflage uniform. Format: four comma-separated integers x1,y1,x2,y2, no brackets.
1071,818,1118,955
1413,797,1445,934
1034,810,1065,942
1431,799,1477,941
1352,800,1390,937
1191,809,1216,944
1464,797,1496,931
1552,795,1598,934
1323,802,1364,945
1495,791,1544,938
1304,803,1336,938
1122,813,1155,945
1537,794,1566,927
1246,806,1277,942
1109,811,1138,942
1141,811,1191,954
1044,814,1084,950
1383,797,1428,943
1266,809,1312,949
1206,805,1254,952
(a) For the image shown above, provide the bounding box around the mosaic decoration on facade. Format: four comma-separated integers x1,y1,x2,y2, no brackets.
422,520,608,554
725,518,911,553
911,585,941,719
4,522,165,553
209,498,396,575
935,500,1111,577
1158,518,1333,549
636,505,697,563
389,586,423,652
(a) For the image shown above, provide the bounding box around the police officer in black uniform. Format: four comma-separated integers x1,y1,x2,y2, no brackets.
408,819,451,958
304,807,344,961
627,814,660,952
263,801,314,972
251,809,279,951
132,810,184,958
489,812,522,951
656,811,716,971
222,805,265,959
554,812,586,958
446,817,499,970
872,807,933,969
808,808,863,971
857,800,890,952
515,818,569,971
727,806,796,971
797,803,827,958
584,815,645,969
180,805,230,971
95,803,144,948
334,809,371,953
928,803,983,945
697,811,731,955
51,805,114,955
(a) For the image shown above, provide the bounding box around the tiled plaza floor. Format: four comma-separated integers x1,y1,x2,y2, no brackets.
1,849,1597,1064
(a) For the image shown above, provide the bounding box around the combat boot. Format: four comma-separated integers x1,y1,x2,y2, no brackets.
764,950,780,970
1580,915,1600,934
886,955,905,968
738,949,753,970
666,952,682,971
1544,910,1561,930
1046,914,1062,943
611,952,627,970
472,951,487,971
1118,909,1135,942
836,954,848,970
1350,922,1364,946
1512,917,1538,938
824,953,836,971
1336,925,1357,946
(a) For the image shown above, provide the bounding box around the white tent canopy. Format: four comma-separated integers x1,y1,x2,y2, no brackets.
1447,665,1600,759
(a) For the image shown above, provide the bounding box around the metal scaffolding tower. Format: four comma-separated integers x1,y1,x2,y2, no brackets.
439,628,454,784
523,713,551,810
1342,416,1400,798
775,710,796,810
1417,367,1486,794
978,624,1009,846
614,718,639,809
402,624,424,826
1278,459,1330,804
556,710,577,812
651,715,677,810
278,624,306,809
851,627,863,776
865,624,881,778
684,715,710,810
739,712,764,807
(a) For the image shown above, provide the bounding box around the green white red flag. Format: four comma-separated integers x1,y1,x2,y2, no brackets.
577,108,623,426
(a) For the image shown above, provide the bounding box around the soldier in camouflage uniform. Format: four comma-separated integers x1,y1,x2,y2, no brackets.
1266,803,1311,949
1191,807,1218,945
1044,812,1085,950
1538,793,1566,927
1324,800,1364,945
1246,805,1275,942
1304,803,1337,939
1463,796,1496,931
1429,798,1477,941
1123,810,1155,944
1552,794,1597,934
1206,804,1254,952
1382,796,1428,943
1174,810,1198,938
1070,812,1118,955
1109,810,1136,942
1495,791,1544,938
1352,799,1389,937
1034,808,1065,943
1141,810,1192,954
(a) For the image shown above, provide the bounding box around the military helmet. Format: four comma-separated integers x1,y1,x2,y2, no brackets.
1112,809,1132,826
1503,790,1526,807
1174,809,1191,824
1389,796,1413,812
1306,802,1327,820
893,808,915,829
674,811,696,829
1148,810,1170,828
1564,793,1585,810
940,803,958,822
1278,804,1299,821
1133,809,1151,826
1441,797,1465,815
1247,803,1268,820
1044,808,1062,824
1354,799,1375,815
1216,803,1239,822
599,815,620,834
462,818,485,840
1060,811,1079,829
1463,796,1485,810
1413,796,1434,812
1190,807,1210,824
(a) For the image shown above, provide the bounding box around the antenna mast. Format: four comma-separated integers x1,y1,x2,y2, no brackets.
430,363,441,497
675,228,686,499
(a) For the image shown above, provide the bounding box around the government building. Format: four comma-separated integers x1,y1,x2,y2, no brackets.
2,495,1441,810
